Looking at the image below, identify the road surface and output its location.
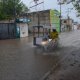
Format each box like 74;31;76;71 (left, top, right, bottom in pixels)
0;30;80;80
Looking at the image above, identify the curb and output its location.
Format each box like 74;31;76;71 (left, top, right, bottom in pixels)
40;48;75;80
40;62;59;80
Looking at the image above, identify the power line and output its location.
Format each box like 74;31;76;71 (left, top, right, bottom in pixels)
29;2;44;9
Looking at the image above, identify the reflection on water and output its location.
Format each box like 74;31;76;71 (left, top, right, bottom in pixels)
0;37;60;80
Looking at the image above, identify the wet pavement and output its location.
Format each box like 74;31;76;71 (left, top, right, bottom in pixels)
46;49;80;80
0;37;60;80
45;30;80;80
0;30;80;80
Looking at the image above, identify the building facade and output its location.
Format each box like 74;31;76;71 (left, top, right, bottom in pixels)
61;18;73;32
0;19;29;39
27;9;60;33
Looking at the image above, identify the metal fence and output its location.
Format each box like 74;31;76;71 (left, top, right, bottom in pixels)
0;23;16;39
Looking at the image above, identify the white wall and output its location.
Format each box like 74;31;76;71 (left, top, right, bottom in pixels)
20;23;28;37
73;25;78;30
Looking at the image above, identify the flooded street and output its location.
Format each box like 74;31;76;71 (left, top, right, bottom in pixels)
46;30;80;80
0;0;79;80
0;37;59;80
0;30;80;80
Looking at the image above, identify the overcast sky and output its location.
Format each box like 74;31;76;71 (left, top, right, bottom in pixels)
22;0;80;23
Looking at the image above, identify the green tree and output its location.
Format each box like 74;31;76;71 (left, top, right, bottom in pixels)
73;0;80;16
0;0;28;20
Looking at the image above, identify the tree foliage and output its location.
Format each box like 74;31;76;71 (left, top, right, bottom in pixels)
0;0;28;20
63;0;80;16
73;0;80;16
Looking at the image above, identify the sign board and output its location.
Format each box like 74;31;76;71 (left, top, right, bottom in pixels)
50;10;60;23
50;10;60;32
16;18;31;23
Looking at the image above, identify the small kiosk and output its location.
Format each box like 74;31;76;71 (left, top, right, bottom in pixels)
16;18;30;38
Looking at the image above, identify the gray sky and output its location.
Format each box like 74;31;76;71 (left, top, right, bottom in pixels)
22;0;80;23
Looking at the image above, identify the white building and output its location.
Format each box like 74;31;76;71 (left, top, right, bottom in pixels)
61;18;73;32
16;18;29;38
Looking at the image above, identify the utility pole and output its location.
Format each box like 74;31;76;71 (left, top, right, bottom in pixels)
14;0;17;37
2;0;5;15
57;0;64;32
14;0;16;22
29;0;44;37
60;2;62;32
67;8;70;31
34;0;40;37
34;0;40;26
